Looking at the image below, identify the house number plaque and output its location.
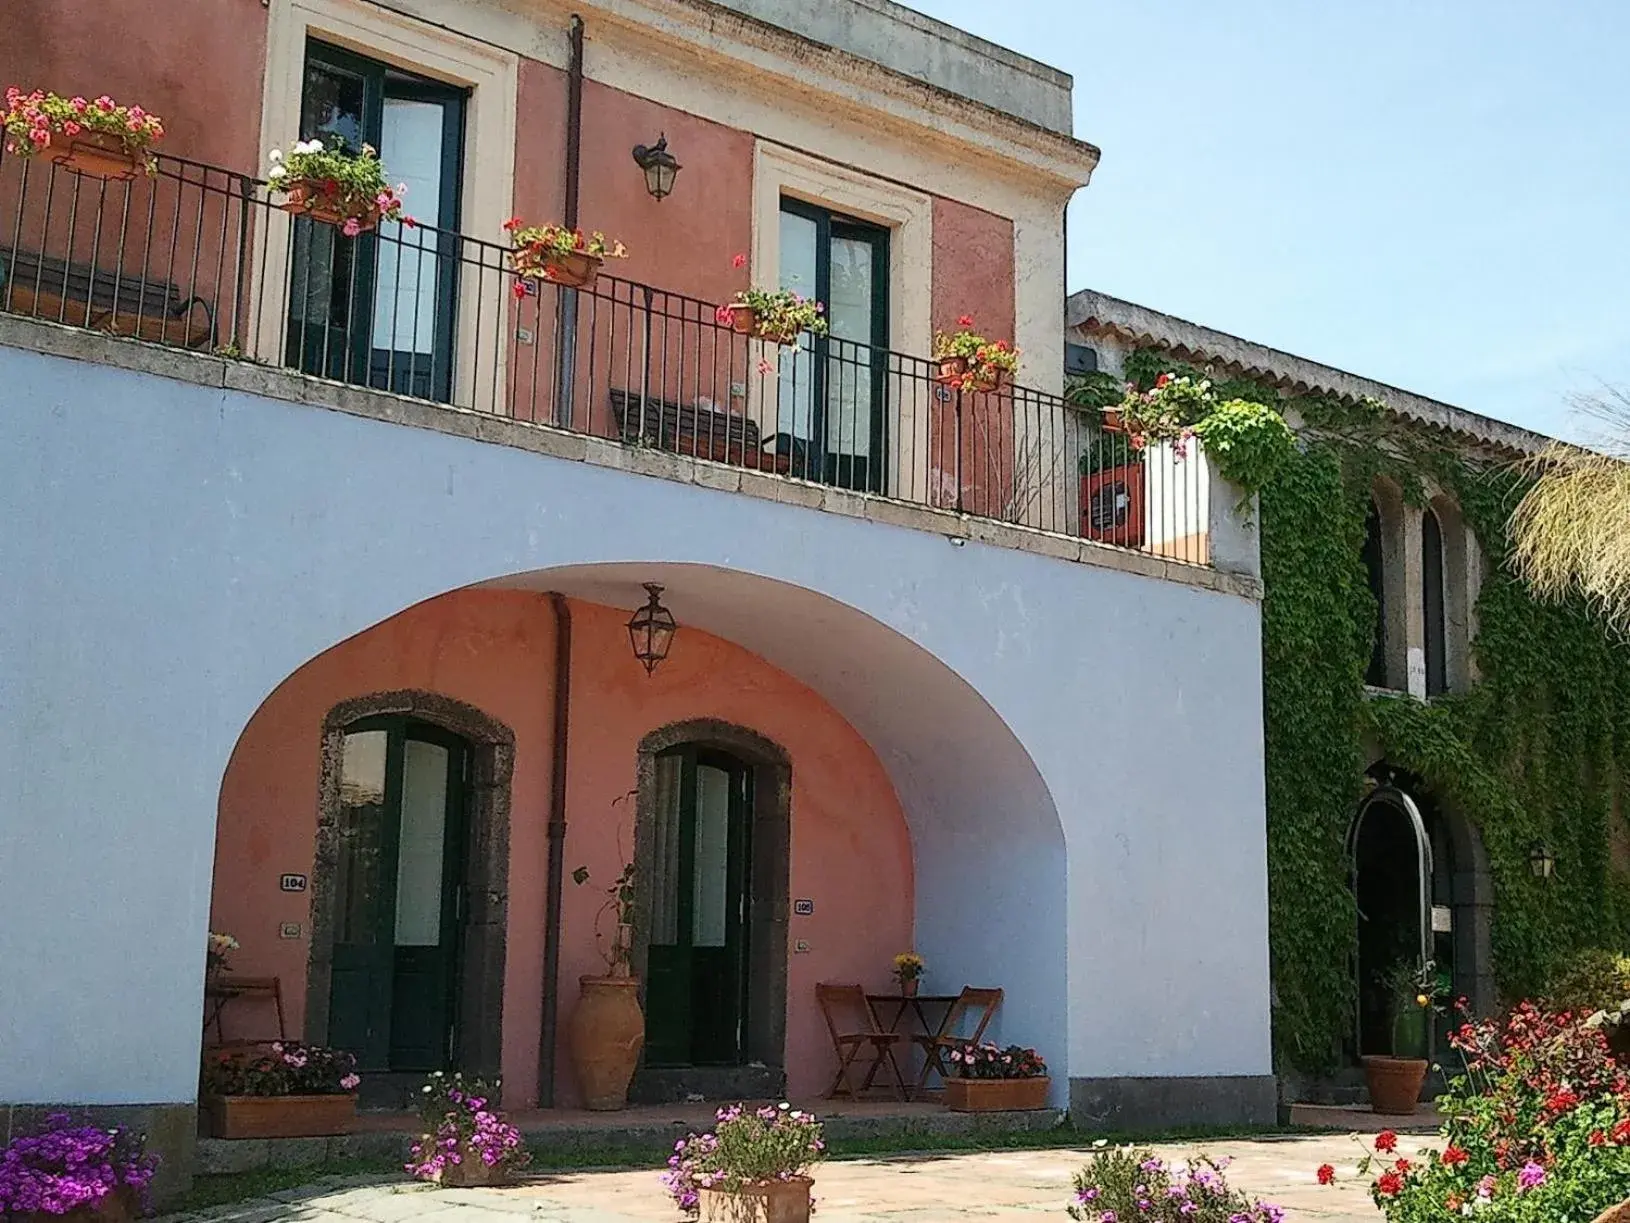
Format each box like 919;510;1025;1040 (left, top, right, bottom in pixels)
280;873;308;892
793;899;814;916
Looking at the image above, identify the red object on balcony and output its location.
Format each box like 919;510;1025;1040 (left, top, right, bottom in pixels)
1081;462;1145;548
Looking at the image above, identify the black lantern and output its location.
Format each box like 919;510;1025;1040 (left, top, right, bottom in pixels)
1529;841;1557;880
631;134;681;201
627;583;677;675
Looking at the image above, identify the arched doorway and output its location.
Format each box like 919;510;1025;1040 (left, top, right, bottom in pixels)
1349;782;1434;1058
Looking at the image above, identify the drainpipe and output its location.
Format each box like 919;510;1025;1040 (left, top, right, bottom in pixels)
538;592;573;1107
554;15;585;429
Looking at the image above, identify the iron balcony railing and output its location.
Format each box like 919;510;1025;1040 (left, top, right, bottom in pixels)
0;147;1210;564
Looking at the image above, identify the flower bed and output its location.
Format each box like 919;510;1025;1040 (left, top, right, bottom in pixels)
1068;1147;1283;1223
943;1042;1049;1112
663;1103;824;1220
0;1114;157;1220
406;1072;529;1187
1320;1002;1630;1220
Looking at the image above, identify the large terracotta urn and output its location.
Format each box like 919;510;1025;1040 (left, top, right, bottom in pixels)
570;975;644;1110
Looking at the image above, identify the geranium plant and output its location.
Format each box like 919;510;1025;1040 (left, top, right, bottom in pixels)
204;1041;361;1097
662;1103;825;1216
406;1071;529;1184
503;219;626;293
1068;1146;1285;1223
2;88;164;169
1320;1001;1630;1220
266;138;408;236
717;255;827;344
1110;372;1206;453
946;1042;1047;1080
933;314;1019;393
0;1114;158;1218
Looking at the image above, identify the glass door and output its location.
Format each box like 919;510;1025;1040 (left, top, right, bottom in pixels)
287;41;465;401
644;747;753;1067
328;717;468;1073
776;199;889;491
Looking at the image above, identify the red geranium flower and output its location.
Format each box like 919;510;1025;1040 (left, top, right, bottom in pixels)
1441;1146;1468;1166
1374;1130;1398;1153
1316;1164;1335;1185
1589;1130;1608;1148
1613;1119;1630;1144
1377;1171;1404;1197
957;314;974;327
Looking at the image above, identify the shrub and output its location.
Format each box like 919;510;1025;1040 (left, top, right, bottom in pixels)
663;1103;824;1214
1545;948;1630;1019
0;1114;157;1217
405;1071;529;1182
1067;1146;1284;1222
204;1041;360;1097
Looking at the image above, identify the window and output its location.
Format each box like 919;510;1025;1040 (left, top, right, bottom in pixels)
1363;501;1389;688
287;41;467;401
776;198;890;492
1422;507;1448;697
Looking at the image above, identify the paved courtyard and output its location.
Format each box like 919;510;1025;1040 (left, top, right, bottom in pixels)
166;1133;1427;1222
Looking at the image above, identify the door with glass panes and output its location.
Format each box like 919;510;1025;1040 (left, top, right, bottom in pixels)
329;717;468;1073
776;199;889;491
288;41;465;401
643;748;753;1067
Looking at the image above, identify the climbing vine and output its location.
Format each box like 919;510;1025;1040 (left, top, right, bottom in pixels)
1121;347;1630;1071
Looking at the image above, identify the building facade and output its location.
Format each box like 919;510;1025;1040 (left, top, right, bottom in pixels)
0;0;1274;1191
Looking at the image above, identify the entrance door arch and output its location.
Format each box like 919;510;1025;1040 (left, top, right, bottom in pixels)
1349;784;1433;1057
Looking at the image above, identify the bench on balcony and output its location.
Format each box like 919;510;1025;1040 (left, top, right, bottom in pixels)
610;388;792;473
0;249;215;348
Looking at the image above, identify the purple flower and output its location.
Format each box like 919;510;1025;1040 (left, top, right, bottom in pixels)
1518;1162;1546;1191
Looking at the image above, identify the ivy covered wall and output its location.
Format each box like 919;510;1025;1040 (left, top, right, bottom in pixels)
1114;348;1630;1072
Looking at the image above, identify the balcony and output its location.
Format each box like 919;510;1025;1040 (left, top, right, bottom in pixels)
0;148;1219;572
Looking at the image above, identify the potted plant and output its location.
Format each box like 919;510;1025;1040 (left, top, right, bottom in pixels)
663;1103;825;1223
2;88;164;180
568;853;643;1111
202;1041;361;1138
266;139;408;236
716;257;828;345
1363;958;1440;1116
1069;1147;1285;1223
1105;372;1204;452
943;1042;1050;1112
205;930;238;987
891;952;925;998
0;1113;158;1222
933;315;1019;393
504;218;627;292
406;1071;530;1188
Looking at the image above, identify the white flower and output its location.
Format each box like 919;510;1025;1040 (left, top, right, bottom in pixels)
268;149;281;162
267;165;286;180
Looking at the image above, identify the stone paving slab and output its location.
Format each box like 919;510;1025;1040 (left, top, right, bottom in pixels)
163;1134;1431;1223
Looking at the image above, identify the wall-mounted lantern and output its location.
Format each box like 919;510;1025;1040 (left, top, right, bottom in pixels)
631;134;681;201
627;583;677;675
1529;841;1557;880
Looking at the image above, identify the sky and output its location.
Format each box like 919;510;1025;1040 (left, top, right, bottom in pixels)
909;0;1630;443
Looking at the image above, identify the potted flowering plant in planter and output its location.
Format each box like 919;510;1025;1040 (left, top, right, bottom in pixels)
1362;958;1443;1116
504;219;626;291
943;1042;1050;1112
716;257;828;345
933;315;1019;393
891;952;925;998
1103;372;1204;449
406;1072;530;1188
202;1041;361;1138
205;931;238;985
266;139;408;236
1069;1147;1285;1222
663;1103;826;1223
2;88;164;180
568;840;643;1111
0;1114;157;1222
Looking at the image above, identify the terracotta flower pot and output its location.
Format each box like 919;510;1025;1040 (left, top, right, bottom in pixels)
204;1092;357;1138
542;249;602;289
1362;1056;1429;1116
699;1176;814;1223
279;179;380;232
434;1145;515;1188
900;979;918;998
943;1076;1051;1112
937;356;1002;393
725;305;798;346
47;130;146;181
1100;407;1125;432
570;975;644;1110
13;1186;138;1223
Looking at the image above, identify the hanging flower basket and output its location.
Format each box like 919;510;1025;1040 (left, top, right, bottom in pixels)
504;219;625;294
511;245;603;289
714;266;827;347
722;304;801;346
932;316;1018;393
279;179;380;232
699;1176;814;1223
936;355;1004;394
3;89;164;181
48;130;145;181
1100;406;1125;432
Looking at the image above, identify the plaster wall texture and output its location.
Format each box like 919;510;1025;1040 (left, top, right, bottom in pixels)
0;341;1268;1114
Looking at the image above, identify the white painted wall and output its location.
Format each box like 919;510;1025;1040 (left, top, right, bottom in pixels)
0;342;1269;1107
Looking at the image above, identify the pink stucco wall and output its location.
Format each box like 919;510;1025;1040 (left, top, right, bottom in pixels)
210;588;912;1106
930;196;1015;344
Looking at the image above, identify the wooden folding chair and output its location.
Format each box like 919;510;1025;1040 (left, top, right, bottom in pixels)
816;983;909;1101
913;986;1003;1093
